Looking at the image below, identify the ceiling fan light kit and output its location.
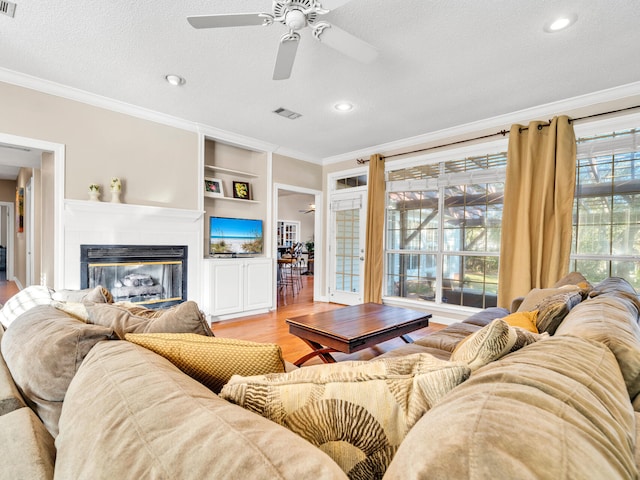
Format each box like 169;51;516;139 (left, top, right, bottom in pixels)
187;0;378;80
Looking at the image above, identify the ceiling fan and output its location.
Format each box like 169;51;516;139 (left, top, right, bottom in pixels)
299;204;316;214
187;0;378;80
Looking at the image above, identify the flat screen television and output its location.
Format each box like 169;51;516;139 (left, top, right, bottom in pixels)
209;216;263;255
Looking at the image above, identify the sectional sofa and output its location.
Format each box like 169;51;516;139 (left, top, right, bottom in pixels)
1;275;639;479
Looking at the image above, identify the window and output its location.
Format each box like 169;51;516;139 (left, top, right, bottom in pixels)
383;120;640;308
277;221;299;248
385;152;506;308
335;174;367;190
570;128;640;289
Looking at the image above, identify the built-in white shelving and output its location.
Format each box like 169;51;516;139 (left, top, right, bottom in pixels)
204;165;258;178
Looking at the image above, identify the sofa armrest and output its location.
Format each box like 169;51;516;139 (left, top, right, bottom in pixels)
510;296;525;312
0;328;27;416
0;407;55;480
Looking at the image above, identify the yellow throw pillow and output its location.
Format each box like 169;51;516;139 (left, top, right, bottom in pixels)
220;353;470;478
502;310;539;333
125;333;285;393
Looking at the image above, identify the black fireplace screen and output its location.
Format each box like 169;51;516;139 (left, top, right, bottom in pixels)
80;245;187;308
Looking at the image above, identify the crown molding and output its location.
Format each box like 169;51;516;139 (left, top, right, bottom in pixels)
0;67;199;133
272;146;322;164
322;81;640;165
195;123;278;154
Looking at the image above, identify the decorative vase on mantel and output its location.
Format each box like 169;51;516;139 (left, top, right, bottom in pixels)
110;177;122;203
88;184;101;202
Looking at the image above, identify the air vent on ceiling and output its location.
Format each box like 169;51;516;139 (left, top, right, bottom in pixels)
0;1;16;17
273;107;302;120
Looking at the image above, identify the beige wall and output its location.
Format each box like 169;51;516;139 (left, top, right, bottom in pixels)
0;180;17;203
278;193;315;246
0;81;199;209
273;153;322;190
0;180;17;249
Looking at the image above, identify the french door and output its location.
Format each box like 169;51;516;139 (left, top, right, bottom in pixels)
328;190;367;305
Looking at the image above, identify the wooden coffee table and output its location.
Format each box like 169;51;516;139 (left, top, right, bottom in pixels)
286;303;432;366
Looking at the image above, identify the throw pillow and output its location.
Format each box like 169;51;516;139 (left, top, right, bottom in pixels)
451;318;547;371
517;285;581;313
85;301;213;338
451;319;517;370
125;333;286;393
553;271;591;289
536;290;583;334
220;353;470;478
51;286;113;304
0;305;114;437
53;301;90;322
0;285;53;329
113;301;167;318
502;310;539;333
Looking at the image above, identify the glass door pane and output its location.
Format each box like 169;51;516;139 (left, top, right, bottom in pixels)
329;192;366;305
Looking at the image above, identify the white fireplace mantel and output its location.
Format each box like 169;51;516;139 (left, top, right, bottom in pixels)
62;199;204;304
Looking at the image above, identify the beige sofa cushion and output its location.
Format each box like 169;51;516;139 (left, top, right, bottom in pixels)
55;340;348;480
385;336;637;479
1;305;114;437
414;322;481;352
556;294;640;401
220;353;470;478
0;325;27;416
125;333;285;393
0;355;26;417
0;407;55;480
0;285;53;329
85;300;213;338
51;285;113;304
589;277;640;313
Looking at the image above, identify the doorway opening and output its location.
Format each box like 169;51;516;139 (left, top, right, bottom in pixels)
274;184;322;307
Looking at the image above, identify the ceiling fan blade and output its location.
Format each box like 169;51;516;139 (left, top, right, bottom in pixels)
273;33;300;80
315;23;378;63
187;13;266;29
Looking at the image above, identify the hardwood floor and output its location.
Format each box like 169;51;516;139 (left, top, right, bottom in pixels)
0;271;19;306
212;275;445;365
0;273;445;365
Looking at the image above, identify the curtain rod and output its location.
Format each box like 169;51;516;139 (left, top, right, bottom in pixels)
356;104;640;164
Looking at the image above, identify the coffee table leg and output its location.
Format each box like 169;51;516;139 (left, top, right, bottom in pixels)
294;339;338;367
400;334;413;343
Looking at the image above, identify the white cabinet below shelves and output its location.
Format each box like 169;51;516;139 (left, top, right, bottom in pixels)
203;257;273;321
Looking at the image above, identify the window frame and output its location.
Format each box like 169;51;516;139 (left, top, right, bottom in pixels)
382;139;508;310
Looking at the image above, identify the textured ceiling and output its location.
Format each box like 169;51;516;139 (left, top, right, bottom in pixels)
0;0;639;162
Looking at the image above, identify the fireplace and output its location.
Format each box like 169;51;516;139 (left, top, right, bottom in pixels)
80;245;187;309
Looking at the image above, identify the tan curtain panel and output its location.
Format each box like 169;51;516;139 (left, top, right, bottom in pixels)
364;154;385;303
498;116;576;308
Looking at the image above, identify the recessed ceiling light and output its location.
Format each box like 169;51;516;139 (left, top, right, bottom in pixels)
165;74;186;86
334;102;354;112
544;14;577;33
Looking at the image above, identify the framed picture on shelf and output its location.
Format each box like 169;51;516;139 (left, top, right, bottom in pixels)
204;177;224;198
232;181;251;200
